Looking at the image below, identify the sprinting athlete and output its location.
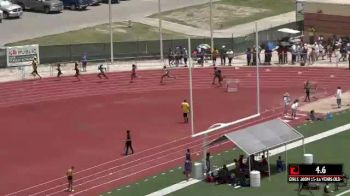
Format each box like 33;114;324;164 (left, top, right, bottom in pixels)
73;62;80;81
56;64;63;78
66;166;74;192
212;67;223;86
160;66;176;84
31;57;42;79
97;64;108;79
130;64;137;83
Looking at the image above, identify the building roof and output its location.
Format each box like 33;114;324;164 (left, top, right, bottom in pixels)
207;119;304;155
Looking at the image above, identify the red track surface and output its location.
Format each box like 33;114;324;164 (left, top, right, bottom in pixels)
1;67;349;196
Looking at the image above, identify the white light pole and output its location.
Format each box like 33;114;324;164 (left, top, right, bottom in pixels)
209;0;214;54
255;22;261;114
188;37;194;136
158;0;164;63
109;0;114;64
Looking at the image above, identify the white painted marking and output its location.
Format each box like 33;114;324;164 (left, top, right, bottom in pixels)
153;176;157;179
117;189;121;191
170;170;174;173
107;192;111;194
126;185;130;188
225;150;229;153
217;153;221;156
136;183;139;185
145;179;200;196
161;173;166;175
178;167;182;169
336;189;350;196
144;179;149;182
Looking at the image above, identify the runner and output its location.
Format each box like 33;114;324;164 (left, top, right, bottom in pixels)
160;66;176;84
56;63;62;79
212;67;223;86
97;64;108;79
124;130;134;155
31;57;42;79
130;64;137;83
66;166;74;192
304;80;311;102
73;62;80;81
181;99;190;123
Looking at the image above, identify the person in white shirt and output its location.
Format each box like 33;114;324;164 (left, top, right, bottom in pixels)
336;87;342;108
291;99;299;119
283;92;291;116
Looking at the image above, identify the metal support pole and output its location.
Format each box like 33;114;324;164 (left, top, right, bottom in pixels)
302;138;305;154
109;0;114;64
255;22;261;114
203;133;208;174
209;0;214;56
267;150;271;179
158;0;164;63
188;37;194;136
285;144;288;177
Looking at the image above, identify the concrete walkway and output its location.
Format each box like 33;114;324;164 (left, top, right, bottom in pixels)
136;11;296;38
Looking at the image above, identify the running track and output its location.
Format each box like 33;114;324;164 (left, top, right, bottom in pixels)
1;66;349;196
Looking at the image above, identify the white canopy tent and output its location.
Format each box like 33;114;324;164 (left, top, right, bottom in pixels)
207;118;305;177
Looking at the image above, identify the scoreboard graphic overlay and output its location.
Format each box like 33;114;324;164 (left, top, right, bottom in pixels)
288;164;344;183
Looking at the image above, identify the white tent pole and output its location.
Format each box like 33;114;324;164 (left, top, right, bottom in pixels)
209;0;214;57
255;22;261;114
267;150;271;179
188;37;194;136
285;144;288;177
248;156;251;172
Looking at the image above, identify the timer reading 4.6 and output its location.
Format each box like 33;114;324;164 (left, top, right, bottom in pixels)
315;166;326;174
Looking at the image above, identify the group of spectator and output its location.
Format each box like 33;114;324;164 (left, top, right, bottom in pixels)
167;46;189;67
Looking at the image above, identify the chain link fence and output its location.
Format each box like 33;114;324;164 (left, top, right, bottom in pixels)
0;22;300;68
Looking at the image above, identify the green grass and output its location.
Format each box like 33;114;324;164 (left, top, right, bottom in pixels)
6;22;190;46
103;110;350;196
150;0;295;30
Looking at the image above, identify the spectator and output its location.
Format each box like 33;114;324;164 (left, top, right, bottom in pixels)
304;80;311;102
217;164;231;184
246;48;252;66
183;48;188;67
185;149;191;161
276;156;285;173
307;110;323;121
184;159;192;181
220;45;227;66
226;49;234;66
283;92;291;116
212;48;219;66
81;53;87;72
205;152;211;175
308;26;316;44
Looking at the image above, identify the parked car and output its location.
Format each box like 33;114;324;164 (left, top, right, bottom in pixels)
89;0;101;5
60;0;88;9
12;0;63;14
0;10;3;22
0;0;23;18
101;0;119;4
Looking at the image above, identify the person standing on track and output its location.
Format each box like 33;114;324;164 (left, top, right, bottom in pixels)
56;64;62;79
73;62;80;81
181;100;190;123
304;80;311;102
283;92;290;116
130;64;137;83
31;56;42;79
160;66;176;84
291;99;299;119
66;166;74;192
336;86;342;108
124;130;134;155
97;64;108;79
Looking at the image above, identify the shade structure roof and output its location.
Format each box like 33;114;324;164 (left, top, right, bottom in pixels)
207;119;304;155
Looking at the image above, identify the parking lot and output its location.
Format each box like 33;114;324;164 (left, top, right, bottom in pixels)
0;0;208;46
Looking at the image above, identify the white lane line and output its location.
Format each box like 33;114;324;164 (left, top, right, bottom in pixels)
336;189;350;196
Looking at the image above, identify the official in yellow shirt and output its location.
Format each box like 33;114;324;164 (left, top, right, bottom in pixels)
181;100;190;123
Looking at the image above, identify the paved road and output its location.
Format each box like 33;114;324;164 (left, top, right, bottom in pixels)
0;0;209;46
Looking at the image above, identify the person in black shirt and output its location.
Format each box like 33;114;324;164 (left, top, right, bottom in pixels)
56;64;62;79
124;130;134;155
97;64;108;79
73;62;80;81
